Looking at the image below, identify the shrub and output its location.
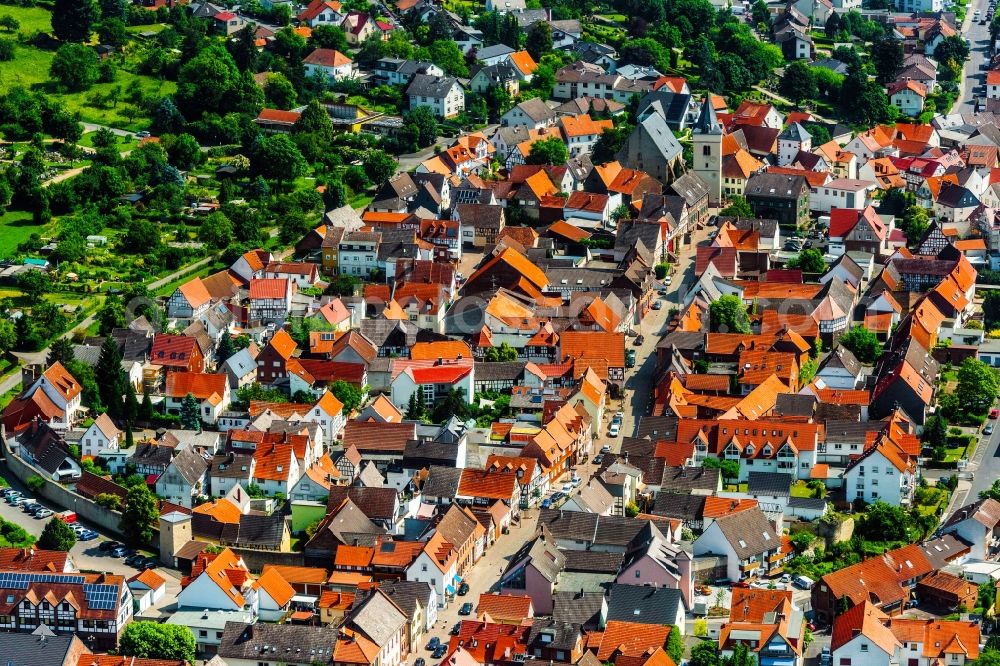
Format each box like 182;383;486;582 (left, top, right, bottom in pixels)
26;475;45;492
0;39;14;61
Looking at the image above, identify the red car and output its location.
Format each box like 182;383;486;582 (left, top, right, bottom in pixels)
991;409;999;419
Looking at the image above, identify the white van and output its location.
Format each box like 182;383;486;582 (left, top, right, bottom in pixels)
794;575;815;590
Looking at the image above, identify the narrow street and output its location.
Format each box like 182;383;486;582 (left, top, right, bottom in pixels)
956;0;993;110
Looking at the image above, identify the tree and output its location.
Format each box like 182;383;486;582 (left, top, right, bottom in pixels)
312;24;349;51
709;295;750;334
52;0;99;42
691;641;720;666
405;392;427;421
839;325;883;364
431;388;471;423
140;385;153;420
96;336;126;417
97;293;126;336
0;15;20;31
331;380;364;413
666;626;684;664
176;44;242;119
18;270;50;300
366;149;397;187
47;337;75;367
198;211;235;249
922;414;948;449
525;136;569;165
780;61;818;106
485;342;518;362
788;248;826;273
722;642;757;666
985;290;1000;330
900;205;928;244
427;39;468;76
858;500;911;541
98;17;128;47
49;43;99;91
525;21;553;60
123;382;138;427
120;622;196;663
216;334;235;365
95;492;123;510
151;97;186;135
264;72;298;110
38;517;77;551
871;36;904;85
719;196;753;218
401;105;438;149
180;393;201;431
250;134;306;186
956;357;1000;415
99;0;128;21
120;483;158;546
934;35;970;68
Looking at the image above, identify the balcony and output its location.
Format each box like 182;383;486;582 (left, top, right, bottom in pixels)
740;560;760;572
768;551;786;563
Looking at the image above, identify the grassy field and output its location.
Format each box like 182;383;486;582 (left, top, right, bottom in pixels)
0;42;54;91
0;210;44;259
0;3;57;34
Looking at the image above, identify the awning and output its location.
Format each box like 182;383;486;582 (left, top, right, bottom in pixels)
454;576;462;583
446;585;456;594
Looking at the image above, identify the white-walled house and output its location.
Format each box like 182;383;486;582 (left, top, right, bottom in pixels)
156;446;209;508
843;438;916;506
810;178;877;213
390;363;474;410
887;79;928;117
941;498;1000;560
692;508;783;582
80;413;122;458
255;567;296;622
406;74;465;119
407;532;459;608
303;48;356;82
177;548;258;614
309;389;346;444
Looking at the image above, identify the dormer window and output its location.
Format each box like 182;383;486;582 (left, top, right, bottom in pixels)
762;445;772;456
746;444;755;456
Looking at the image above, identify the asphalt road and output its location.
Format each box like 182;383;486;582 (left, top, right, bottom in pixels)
952;418;1000;507
957;0;993;111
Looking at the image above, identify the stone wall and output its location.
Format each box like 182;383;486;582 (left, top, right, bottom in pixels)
2;432;148;543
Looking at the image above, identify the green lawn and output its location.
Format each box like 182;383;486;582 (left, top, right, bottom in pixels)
791;481;815;498
0;42;54;91
52;72;176;131
126;22;168;34
0;210;44;259
0;3;57;34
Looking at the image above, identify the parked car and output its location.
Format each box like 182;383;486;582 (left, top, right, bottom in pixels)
562;482;573;492
110;546;128;557
652;301;662;310
541;498;552;509
415;659;426;666
450;623;462;635
551;492;567;503
428;638;441;651
34;508;53;519
986;425;994;436
433;646;448;659
593;454;604;465
459;603;473;616
99;541;121;553
78;530;97;541
600;445;611;453
990;409;999;419
458;582;470;596
820;647;831;666
633;335;645;346
125;554;145;567
608;422;621;437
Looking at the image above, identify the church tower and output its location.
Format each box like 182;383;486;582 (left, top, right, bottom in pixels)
692;96;724;206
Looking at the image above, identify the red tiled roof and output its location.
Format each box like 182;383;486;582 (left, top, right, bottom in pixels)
249;278;289;299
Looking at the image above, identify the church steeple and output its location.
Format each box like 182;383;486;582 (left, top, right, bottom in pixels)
693;96;723;136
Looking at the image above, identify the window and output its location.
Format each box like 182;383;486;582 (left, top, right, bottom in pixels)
861;645;869;653
635;570;641;578
200;630;208;637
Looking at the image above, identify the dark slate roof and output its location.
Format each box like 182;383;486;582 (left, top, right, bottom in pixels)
4;628;81;666
552;590;605;628
669;172;710;206
422;465;463;498
505;532;565;583
327;487;398;521
774;393;817;417
527;618;583;652
635;416;679;440
475;361;526;382
169;446;209;485
712;508;781;559
405;73;461;98
659;465;720;493
745;172;808;200
192;513;286;548
746;471;793;497
218;621;337;664
606;584;684;625
562;550;624;574
636;90;691;126
787;497;826;511
402;439;462;469
130;442;173;469
456;203;504;229
373;580;434;620
821;345;863;376
537;509;654;548
651;493;706;521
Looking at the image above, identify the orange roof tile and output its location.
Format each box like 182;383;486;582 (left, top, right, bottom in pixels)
476;593;533;622
255;566;295;606
192;498;242;524
410;340;473;361
509;50;538;75
597;621;672;661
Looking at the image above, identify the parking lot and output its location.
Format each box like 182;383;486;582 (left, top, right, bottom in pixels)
0;463;182;618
